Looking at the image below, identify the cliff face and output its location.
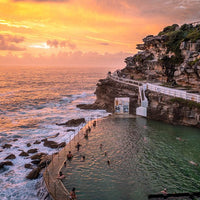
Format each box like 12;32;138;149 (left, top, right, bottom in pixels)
94;78;139;113
80;23;200;128
92;77;200;128
124;23;200;92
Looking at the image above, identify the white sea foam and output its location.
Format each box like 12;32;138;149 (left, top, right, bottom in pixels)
0;92;109;200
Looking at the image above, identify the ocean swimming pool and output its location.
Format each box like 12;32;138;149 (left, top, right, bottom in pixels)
62;116;200;200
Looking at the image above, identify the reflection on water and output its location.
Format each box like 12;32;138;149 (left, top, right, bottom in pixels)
62;116;200;200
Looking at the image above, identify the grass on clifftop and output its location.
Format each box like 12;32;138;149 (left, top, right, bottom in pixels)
159;23;200;61
170;97;200;109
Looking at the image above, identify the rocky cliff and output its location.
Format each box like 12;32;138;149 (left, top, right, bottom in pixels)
78;23;200;128
124;23;200;92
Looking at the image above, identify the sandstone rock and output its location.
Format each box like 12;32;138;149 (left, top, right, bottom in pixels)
5;154;16;160
24;164;33;169
19;151;29;157
31;153;47;160
27;143;31;147
58;142;66;148
56;118;86;127
77;104;100;110
43;140;59;149
31;160;41;165
27;149;38;154
39;155;51;168
33;140;41;144
2;144;12;149
67;129;75;132
26;167;41;179
0;161;13;169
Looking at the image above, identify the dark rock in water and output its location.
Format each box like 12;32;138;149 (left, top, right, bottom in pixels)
31;153;47;160
33;140;41;144
77;103;100;110
26;167;41;179
0;161;13;169
13;139;18;142
67;129;75;132
27;148;38;154
31;159;41;165
0;162;4;169
5;154;16;160
4;161;13;166
58;142;66;148
47;133;60;139
41;138;47;142
43;140;59;149
19;151;29;157
2;144;12;149
39;155;51;168
27;143;31;147
24;164;33;169
56;118;86;127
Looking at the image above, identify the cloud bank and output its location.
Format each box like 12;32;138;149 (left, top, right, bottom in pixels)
46;39;76;49
0;34;25;51
0;51;131;68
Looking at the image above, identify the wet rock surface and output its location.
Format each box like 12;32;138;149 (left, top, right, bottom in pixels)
27;148;38;154
19;151;29;157
26;167;41;179
2;144;12;149
56;118;86;127
5;154;16;160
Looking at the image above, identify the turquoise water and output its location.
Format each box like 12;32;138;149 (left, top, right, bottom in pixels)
62;116;200;200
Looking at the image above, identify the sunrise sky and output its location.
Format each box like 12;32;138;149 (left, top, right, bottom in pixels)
0;0;200;67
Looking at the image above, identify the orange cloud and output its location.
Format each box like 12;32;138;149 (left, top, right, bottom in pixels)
46;39;76;49
0;34;25;51
0;0;200;66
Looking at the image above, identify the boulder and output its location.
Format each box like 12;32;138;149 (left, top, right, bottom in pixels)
67;129;75;132
27;143;31;147
0;161;13;169
27;149;38;154
58;142;66;148
5;154;16;160
56;118;86;127
2;144;12;149
39;155;51;168
76;104;100;110
47;133;59;139
13;139;18;142
19;151;29;157
31;153;47;160
26;167;41;179
31;160;41;165
24;164;33;169
33;140;41;144
43;140;59;149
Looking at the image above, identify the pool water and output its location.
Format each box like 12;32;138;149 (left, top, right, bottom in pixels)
62;116;200;200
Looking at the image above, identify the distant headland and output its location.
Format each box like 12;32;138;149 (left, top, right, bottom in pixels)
78;22;200;128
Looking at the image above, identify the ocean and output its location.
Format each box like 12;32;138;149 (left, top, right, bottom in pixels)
0;66;113;200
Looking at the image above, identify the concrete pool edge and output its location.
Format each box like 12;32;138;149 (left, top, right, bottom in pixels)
43;114;137;200
42;117;106;200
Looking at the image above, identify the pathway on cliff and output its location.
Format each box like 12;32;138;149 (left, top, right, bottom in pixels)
108;73;200;103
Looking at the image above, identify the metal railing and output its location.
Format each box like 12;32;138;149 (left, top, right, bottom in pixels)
147;83;200;103
43;118;99;200
108;74;200;103
108;74;142;87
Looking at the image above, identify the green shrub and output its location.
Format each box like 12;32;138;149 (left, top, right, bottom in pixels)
170;97;200;109
188;58;200;67
158;24;179;36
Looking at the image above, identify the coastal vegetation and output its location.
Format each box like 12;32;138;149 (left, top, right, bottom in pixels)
170;97;200;109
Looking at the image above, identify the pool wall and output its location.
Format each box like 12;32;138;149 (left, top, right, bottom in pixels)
43;119;99;200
